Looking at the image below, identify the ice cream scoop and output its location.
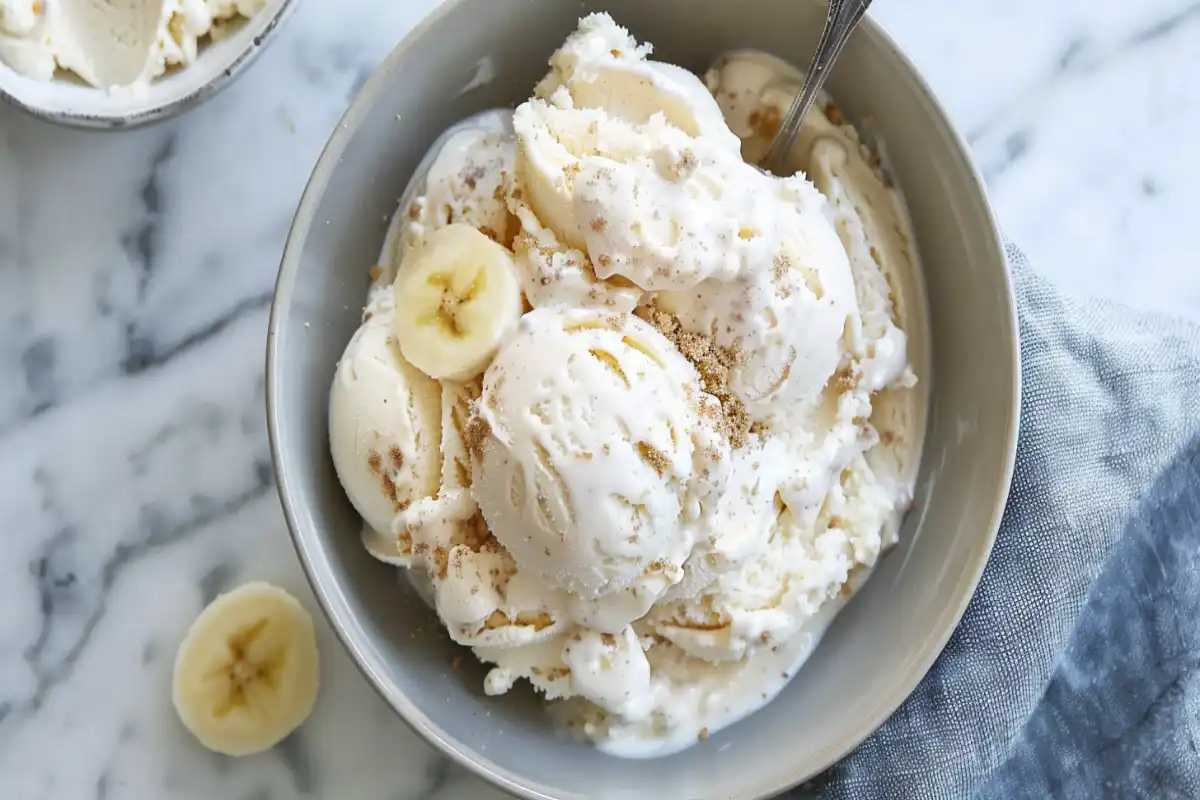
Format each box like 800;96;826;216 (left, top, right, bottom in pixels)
472;307;727;631
328;290;443;550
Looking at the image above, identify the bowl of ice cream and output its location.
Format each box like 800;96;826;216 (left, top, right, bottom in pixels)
268;1;1019;798
0;0;296;128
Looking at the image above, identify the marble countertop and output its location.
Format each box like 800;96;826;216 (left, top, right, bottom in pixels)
1;1;1198;798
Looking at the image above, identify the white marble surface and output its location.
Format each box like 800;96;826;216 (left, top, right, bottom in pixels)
1;1;1198;798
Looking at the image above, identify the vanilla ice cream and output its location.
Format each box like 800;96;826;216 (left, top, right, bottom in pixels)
473;306;728;632
328;288;442;565
0;0;264;89
329;13;927;758
403;122;519;255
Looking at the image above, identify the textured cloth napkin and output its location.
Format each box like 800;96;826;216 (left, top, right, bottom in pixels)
792;246;1200;799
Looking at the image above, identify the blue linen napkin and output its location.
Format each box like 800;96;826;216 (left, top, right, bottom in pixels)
791;246;1200;798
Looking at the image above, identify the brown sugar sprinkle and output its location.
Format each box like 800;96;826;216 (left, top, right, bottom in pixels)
636;441;670;477
368;265;383;282
824;102;845;126
464;413;492;463
590;216;607;233
389;446;404;469
636;304;752;448
367;451;383;475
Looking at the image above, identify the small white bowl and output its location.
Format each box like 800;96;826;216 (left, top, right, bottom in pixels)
0;0;297;129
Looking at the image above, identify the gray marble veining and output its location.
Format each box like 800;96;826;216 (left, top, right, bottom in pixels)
0;0;1198;797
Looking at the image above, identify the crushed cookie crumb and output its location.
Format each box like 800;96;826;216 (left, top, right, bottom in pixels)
824;102;845;126
666;149;699;180
462;165;486;191
590;216;607;233
368;265;383;281
833;365;858;393
749;105;783;140
367;451;382;474
464;413;492;462
636;441;670;477
636;304;752;447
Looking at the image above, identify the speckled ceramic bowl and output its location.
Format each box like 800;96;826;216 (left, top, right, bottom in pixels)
268;1;1020;797
0;0;296;129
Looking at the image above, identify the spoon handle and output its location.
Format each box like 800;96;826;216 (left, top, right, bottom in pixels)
762;0;872;175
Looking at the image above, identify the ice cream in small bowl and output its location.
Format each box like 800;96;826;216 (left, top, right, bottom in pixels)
0;0;296;128
268;1;1019;797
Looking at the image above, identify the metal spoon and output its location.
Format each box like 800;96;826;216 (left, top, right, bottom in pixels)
761;0;872;175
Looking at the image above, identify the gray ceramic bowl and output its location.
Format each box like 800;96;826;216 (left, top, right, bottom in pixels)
267;1;1020;797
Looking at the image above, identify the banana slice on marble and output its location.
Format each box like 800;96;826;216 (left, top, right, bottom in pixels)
392;223;523;381
172;582;320;757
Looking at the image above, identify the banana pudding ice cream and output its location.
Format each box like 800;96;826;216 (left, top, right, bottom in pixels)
329;13;926;758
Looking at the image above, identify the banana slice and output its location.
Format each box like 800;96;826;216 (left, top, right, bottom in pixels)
173;582;320;757
392;223;523;381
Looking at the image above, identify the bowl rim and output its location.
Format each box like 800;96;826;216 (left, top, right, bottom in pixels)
0;0;298;130
266;3;1021;797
